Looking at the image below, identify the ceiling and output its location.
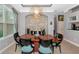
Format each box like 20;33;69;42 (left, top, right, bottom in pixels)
11;4;77;13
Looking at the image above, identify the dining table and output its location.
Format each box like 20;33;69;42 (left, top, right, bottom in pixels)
20;34;59;53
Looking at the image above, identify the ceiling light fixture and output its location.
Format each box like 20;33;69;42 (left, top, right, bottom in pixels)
31;7;42;19
21;4;52;7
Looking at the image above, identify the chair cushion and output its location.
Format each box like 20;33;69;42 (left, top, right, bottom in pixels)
21;45;33;53
52;42;59;46
39;45;52;54
52;42;57;46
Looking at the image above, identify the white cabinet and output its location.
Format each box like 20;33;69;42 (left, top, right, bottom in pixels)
64;6;79;46
67;10;79;30
68;11;79;23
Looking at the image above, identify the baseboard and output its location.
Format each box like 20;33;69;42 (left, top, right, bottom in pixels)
64;38;79;47
0;42;15;54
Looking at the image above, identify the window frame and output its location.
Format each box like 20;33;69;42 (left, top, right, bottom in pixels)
0;5;18;39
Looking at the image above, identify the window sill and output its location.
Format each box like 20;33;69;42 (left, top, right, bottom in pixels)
0;34;13;40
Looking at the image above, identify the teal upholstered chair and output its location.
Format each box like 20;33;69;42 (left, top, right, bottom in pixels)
39;39;53;54
20;38;33;54
52;33;63;53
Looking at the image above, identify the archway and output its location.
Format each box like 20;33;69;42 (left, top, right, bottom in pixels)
25;14;48;35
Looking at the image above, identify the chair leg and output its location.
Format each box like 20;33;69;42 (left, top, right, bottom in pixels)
52;46;54;54
59;45;61;53
15;44;17;52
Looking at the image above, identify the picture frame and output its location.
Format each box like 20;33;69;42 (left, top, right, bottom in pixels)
58;15;64;21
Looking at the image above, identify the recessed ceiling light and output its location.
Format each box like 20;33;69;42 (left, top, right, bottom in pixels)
21;4;52;7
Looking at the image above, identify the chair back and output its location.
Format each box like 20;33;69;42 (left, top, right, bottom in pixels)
55;33;63;46
14;32;20;44
31;31;34;35
20;38;32;46
27;28;30;34
34;31;37;35
40;39;52;47
42;29;46;35
39;31;42;35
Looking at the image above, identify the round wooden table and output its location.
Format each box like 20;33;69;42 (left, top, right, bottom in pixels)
20;34;34;39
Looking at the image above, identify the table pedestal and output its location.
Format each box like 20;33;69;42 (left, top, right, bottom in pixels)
32;38;39;53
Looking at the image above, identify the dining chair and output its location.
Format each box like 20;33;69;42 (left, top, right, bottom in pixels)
27;28;30;34
34;31;37;35
38;39;53;54
42;29;46;35
31;31;34;35
39;31;42;35
14;32;22;52
20;38;33;54
52;33;63;53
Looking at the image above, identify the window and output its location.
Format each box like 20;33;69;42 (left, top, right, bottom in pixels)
0;5;3;38
0;5;17;38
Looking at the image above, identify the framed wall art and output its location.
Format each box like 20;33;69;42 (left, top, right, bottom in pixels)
58;15;64;21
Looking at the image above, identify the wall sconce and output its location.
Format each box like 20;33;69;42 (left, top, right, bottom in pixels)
50;21;52;25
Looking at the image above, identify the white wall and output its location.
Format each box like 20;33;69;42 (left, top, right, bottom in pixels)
57;21;64;34
0;34;15;53
18;12;29;35
18;12;55;36
56;12;64;34
44;12;54;36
